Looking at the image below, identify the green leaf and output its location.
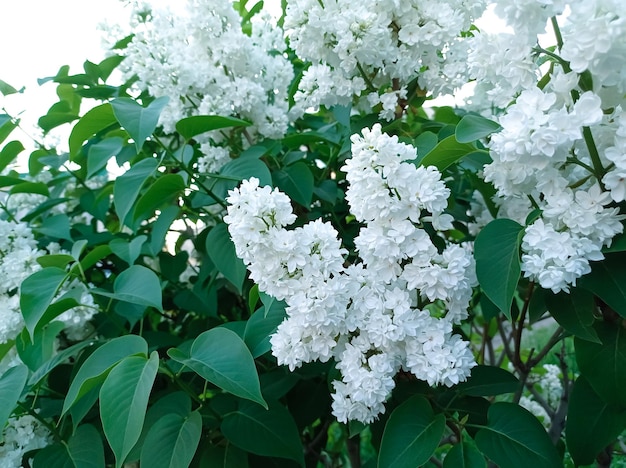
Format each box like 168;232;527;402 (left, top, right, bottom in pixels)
175;115;252;140
378;395;446;468
147;205;181;256
32;444;75;468
221;400;304;466
455;115;501;143
109;235;147;265
414;131;439;157
132;173;185;226
80;245;112;271
140;411;202;468
579;252;626;318
243;300;287;358
92;265;163;311
62;335;148;415
272;162;314;207
566;376;626;466
0;79;20;96
205;223;247;294
0;140;24;173
545;289;600;343
0;365;28;442
211;157;272;200
200;443;249;468
167;328;266;408
420;135;481;171
29;340;94;386
100;352;159;468
16;321;65;371
20;267;67;338
113;158;158;227
475;219;524;319
111;97;169;152
443;440;486;468
68;424;106;468
69;103;117;158
0;114;17;146
87;137;124;178
575;321;626;407
475;402;561;468
36;214;73;241
456;365;520;397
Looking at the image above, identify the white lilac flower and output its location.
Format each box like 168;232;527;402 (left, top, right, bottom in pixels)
0;414;52;468
121;0;293;171
226;125;476;423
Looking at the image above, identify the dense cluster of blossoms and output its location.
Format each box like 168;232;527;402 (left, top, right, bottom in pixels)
226;125;476;423
121;0;294;172
465;1;626;293
284;0;487;119
0;219;96;344
0;414;51;468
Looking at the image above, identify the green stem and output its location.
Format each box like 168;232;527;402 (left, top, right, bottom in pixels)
582;126;606;185
551;16;564;51
356;62;377;92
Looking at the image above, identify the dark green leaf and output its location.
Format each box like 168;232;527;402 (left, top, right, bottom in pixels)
168;328;266;408
420;135;480;171
475;219;524;318
221;400;304;466
109;235;147;265
111;96;169;152
175;115;251;140
29;340;94;386
575;321;626;407
32;444;74;468
140;411;202;468
100;352;159;468
62;335;148;415
443;440;486;468
92;265;163;311
36;214;73;241
20;267;67;338
0;140;24;173
206;223;247;294
475;402;561;468
545;289;600;343
566;376;626;466
244;300;287;358
378;395;446;468
455;115;501;143
69;103;117;158
132;174;185;225
579;252;626;318
87;137;124;178
456;365;520;397
0;365;28;442
113;158;158;227
272;162;314;207
68;424;106;468
16;321;65;371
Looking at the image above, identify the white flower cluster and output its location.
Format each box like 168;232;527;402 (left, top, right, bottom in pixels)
0;414;51;468
468;1;626;293
226;125;476;423
122;0;294;172
0;220;96;344
284;0;486;118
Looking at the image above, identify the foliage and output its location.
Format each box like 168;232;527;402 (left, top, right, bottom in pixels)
1;0;626;467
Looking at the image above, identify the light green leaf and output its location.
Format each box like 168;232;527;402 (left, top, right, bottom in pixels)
87;137;124;178
0;140;24;174
16;321;65;371
0;365;28;442
92;265;163;311
474;219;524;319
36;214;73;241
575;321;626;407
175;115;251;140
378;395;446;468
566;376;626;466
243;300;287;358
475;402;561;468
221;400;304;466
0;114;17;146
20;267;68;338
167;328;266;408
62;335;148;415
69;103;117;158
100;352;159;468
111;96;169;152
140;411;202;468
113;158;158;227
455;114;501;143
68;424;106;468
420;135;481;171
205;223;247;294
272;162;314;207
